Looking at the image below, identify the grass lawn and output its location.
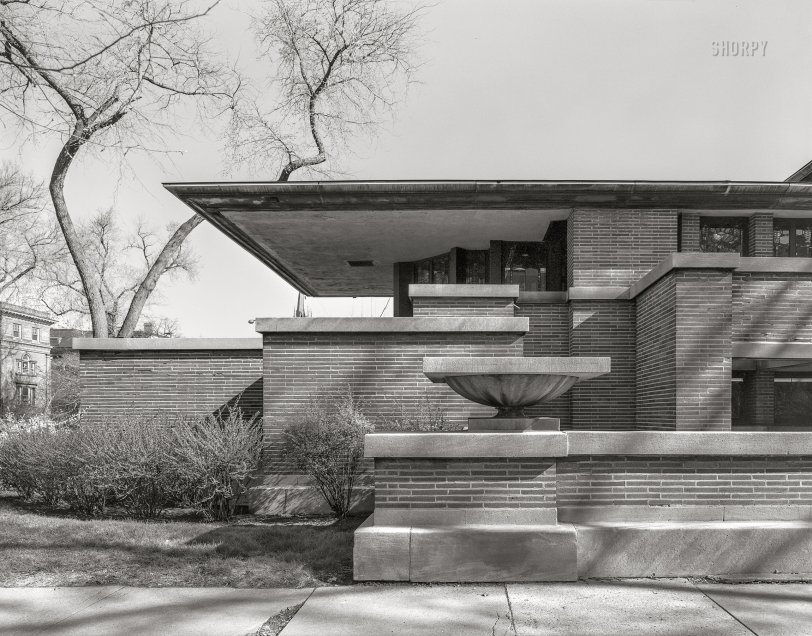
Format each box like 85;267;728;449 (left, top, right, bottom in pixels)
0;494;363;588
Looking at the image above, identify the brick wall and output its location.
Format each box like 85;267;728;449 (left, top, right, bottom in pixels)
79;349;263;421
569;209;678;286
748;213;774;257
411;297;515;317
636;274;676;429
733;272;812;342
678;213;700;252
676;270;733;430
558;455;812;507
262;332;523;470
569;300;636;430
514;301;571;425
375;458;556;509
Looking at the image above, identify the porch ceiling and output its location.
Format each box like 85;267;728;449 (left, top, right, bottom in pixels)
163;180;812;296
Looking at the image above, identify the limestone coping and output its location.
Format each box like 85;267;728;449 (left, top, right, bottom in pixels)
567;287;631;301
408;284;520;299
516;291;568;304
629;253;812;299
365;432;569;458
366;430;812;458
566;431;812;456
71;337;262;351
255;316;529;333
733;341;812;360
423;356;611;382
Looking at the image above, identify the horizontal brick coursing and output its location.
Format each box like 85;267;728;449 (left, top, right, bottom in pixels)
570;209;678;287
375;458;556;509
558;456;812;507
79;350;263;422
515;302;570;425
263;332;523;472
412;297;515;317
569;300;636;430
636;273;676;429
675;270;732;430
733;272;812;342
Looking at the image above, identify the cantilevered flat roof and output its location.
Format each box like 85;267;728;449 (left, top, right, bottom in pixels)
164;180;812;296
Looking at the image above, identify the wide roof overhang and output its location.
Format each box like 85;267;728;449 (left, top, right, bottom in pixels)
164;180;812;297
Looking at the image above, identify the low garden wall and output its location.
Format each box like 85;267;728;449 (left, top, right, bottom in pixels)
73;338;263;422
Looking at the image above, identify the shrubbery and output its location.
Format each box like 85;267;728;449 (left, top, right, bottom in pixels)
283;389;374;519
0;410;262;521
377;393;453;432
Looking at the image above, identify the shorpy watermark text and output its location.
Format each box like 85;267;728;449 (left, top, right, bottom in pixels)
712;41;768;57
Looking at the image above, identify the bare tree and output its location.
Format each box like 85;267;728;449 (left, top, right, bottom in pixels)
39;208;196;336
0;0;239;337
0;162;61;302
228;0;424;180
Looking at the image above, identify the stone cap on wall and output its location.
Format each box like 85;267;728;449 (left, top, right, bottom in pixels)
366;430;812;458
255;316;529;333
423;356;611;382
629;253;812;299
408;284;520;299
71;338;262;351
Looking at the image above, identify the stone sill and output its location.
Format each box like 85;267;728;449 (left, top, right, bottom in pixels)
72;337;262;351
365;432;568;458
255;316;529;334
408;284;520;299
366;430;812;458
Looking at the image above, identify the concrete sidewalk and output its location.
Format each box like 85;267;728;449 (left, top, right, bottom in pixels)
1;580;809;635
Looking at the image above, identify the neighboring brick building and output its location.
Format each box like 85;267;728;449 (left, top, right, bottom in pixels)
0;302;55;412
73;179;812;515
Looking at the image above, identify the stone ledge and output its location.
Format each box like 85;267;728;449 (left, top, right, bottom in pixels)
733;341;812;360
423;356;611;381
566;431;812;456
71;337;262;351
558;504;812;523
629;253;740;299
567;286;630;301
408;284;520;298
374;507;558;526
365;432;568;458
255;316;529;333
516;291;568;304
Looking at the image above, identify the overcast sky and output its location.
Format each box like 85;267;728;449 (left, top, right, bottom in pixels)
6;0;812;337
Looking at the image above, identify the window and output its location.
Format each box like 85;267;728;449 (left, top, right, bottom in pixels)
774;219;812;257
15;385;35;405
16;355;35;374
502;242;545;291
413;252;449;284
12;323;21;338
31;327;40;342
460;250;488;284
700;217;748;255
775;377;812;429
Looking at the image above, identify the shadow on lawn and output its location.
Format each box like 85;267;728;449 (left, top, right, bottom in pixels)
187;517;365;585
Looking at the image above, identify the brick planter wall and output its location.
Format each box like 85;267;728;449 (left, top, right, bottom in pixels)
374;458;556;510
557;455;812;508
78;349;262;422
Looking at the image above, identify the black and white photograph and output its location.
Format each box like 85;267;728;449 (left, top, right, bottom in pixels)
0;0;811;634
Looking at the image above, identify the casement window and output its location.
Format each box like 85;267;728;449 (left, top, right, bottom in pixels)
413;252;449;284
700;217;748;255
774;377;812;429
31;326;40;342
15;385;35;405
502;241;546;292
774;219;812;257
16;355;35;374
12;323;21;338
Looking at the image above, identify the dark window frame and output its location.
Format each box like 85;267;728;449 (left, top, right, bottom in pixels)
774;218;812;257
700;216;749;255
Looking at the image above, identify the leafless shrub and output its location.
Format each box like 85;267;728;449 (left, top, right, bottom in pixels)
283;388;374;519
377;393;453;431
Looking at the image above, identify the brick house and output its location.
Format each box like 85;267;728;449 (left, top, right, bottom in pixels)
0;302;55;412
71;174;812;579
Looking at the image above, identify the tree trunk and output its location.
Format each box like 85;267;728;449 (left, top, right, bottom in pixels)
117;214;204;337
49;132;110;337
